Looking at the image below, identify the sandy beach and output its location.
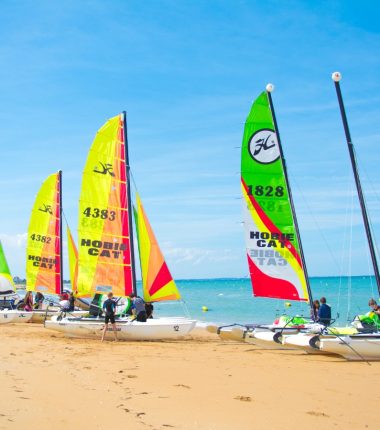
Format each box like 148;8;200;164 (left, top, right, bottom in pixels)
0;324;379;430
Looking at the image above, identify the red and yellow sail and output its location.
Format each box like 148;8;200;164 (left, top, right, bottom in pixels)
66;225;78;293
241;92;309;302
76;114;134;297
26;172;61;294
134;194;180;302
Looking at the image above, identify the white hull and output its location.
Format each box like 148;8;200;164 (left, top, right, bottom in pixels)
0;310;33;324
31;309;87;323
218;326;247;341
45;316;196;341
281;333;326;354
319;335;380;361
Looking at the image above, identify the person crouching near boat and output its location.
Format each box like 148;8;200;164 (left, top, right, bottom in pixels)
130;293;147;322
101;292;118;342
368;298;380;316
24;291;34;312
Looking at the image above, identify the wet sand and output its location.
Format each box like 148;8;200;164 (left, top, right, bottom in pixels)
0;324;379;430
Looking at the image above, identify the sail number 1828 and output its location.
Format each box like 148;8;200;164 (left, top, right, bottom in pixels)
248;185;284;197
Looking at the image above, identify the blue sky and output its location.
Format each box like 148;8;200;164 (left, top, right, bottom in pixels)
0;0;379;279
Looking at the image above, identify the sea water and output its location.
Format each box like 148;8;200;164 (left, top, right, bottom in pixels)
154;276;380;326
17;276;379;326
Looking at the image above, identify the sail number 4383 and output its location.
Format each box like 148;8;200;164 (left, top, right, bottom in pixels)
248;185;284;197
83;207;116;221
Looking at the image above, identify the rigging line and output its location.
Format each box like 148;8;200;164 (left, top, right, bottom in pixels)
337;180;354;314
354;148;380;203
291;177;340;269
346;191;354;324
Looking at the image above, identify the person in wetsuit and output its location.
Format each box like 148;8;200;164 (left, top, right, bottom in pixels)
101;292;118;342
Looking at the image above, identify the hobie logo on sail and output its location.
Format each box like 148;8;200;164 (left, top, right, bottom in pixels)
39;204;53;215
248;129;280;164
93;162;115;177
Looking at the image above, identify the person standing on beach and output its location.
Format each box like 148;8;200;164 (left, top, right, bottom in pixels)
130;293;147;322
101;292;118;342
317;297;331;326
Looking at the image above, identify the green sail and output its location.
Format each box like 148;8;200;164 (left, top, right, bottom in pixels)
241;91;309;301
0;241;15;293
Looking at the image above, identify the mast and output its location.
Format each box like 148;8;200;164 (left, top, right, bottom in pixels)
58;170;63;295
123;111;137;295
266;84;314;308
332;72;380;294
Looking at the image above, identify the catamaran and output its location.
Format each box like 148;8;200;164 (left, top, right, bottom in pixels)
45;113;195;340
217;84;322;347
0;241;33;323
25;171;87;323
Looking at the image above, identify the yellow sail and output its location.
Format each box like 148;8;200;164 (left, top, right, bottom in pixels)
77;114;134;297
66;225;78;293
26;172;62;294
134;193;180;302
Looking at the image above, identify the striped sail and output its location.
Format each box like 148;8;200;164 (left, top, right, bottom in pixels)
241;91;309;301
26;172;61;294
0;241;15;293
134;194;180;302
66;225;78;293
76;114;134;297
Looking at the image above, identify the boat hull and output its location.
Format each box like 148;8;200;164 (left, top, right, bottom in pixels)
45;316;196;341
31;309;87;323
319;335;380;361
0;310;33;324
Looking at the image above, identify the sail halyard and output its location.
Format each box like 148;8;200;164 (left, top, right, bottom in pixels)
266;90;313;308
241;88;311;304
332;73;380;295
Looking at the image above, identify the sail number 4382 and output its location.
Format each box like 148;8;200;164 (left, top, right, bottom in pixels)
83;207;116;221
30;234;51;243
248;185;284;197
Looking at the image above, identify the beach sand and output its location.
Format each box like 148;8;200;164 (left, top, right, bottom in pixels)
0;324;379;430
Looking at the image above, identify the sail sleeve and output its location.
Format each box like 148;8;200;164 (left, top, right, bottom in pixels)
26;172;61;294
241;92;309;302
66;225;78;293
76;115;134;297
134;193;180;302
0;241;15;293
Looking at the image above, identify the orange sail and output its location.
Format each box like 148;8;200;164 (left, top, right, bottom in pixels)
134;194;180;302
66;225;78;293
76;114;135;297
26;172;62;294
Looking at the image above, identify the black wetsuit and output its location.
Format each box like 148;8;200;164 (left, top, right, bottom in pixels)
103;299;116;324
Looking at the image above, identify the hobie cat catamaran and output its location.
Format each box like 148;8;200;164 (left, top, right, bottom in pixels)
0;241;32;324
45;113;195;340
217;84;320;345
25;171;86;323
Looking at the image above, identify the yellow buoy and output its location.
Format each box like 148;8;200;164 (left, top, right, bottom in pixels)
202;306;208;312
285;302;292;308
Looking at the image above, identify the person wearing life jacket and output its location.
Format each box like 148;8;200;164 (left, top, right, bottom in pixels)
130;293;147;322
317;297;331;326
368;298;380;316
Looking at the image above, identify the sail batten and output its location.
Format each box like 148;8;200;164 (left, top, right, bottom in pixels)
241;91;309;302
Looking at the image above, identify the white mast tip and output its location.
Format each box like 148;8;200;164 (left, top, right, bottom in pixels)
332;72;342;82
266;83;275;93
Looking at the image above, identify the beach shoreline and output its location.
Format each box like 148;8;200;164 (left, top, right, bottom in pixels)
1;324;379;430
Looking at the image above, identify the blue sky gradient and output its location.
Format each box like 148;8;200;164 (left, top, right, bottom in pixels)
0;0;379;279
